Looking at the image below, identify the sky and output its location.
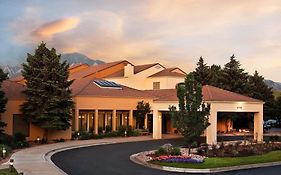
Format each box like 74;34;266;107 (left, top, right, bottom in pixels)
0;0;281;81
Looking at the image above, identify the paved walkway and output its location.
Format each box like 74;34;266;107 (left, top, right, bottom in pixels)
1;135;181;175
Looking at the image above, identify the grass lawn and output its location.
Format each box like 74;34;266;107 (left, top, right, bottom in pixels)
151;150;281;169
0;169;18;175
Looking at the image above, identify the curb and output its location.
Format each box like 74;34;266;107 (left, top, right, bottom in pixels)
130;152;281;173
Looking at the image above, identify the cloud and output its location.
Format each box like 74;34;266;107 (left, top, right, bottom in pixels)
32;17;80;38
6;1;281;81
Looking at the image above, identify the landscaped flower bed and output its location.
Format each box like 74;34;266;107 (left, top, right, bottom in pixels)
146;144;205;164
152;154;205;163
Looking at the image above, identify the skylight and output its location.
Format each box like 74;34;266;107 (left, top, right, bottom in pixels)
94;80;122;89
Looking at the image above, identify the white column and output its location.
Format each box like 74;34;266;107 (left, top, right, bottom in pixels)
112;110;116;131
75;108;79;131
144;114;148;129
153;110;162;139
86;113;90;132
94;110;98;134
206;106;217;144
254;111;263;142
129;110;133;127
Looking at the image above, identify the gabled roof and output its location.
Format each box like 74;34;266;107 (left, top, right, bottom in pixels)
202;85;262;102
144;85;263;103
1;80;26;99
69;60;129;79
148;67;186;78
106;63;164;78
71;77;153;99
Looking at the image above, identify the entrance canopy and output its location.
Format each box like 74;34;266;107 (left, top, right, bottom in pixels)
146;85;264;144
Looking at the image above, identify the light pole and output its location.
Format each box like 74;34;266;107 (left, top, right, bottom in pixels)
9;159;14;172
36;137;40;144
2;147;6;158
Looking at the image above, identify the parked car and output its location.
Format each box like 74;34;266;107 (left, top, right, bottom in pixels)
263;121;271;131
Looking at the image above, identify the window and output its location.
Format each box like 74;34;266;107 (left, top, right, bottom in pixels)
153;82;160;90
13;114;29;137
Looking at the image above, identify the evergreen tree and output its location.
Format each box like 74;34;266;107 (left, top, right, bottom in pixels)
209;64;223;87
0;68;8;133
134;101;151;129
248;71;275;119
193;56;210;85
248;71;274;101
221;54;249;95
21;43;74;141
169;73;210;151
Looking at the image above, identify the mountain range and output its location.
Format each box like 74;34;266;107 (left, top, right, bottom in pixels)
0;53;280;91
0;52;104;78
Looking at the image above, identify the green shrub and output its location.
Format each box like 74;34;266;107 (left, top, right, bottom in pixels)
13;133;29;148
155;147;168;156
170;147;181;155
98;127;103;134
0;144;11;158
105;125;112;133
117;125;127;136
53;138;65;142
104;131;119;137
0;133;14;148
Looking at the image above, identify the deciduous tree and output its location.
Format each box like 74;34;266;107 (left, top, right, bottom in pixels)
169;73;210;151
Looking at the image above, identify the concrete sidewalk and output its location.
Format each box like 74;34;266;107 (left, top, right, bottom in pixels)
2;135;180;175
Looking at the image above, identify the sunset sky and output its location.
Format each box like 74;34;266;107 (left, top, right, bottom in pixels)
0;0;281;81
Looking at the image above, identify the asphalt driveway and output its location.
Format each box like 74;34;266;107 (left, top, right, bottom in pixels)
52;138;281;175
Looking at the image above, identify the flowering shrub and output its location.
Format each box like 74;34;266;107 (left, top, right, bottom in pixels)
152;154;205;163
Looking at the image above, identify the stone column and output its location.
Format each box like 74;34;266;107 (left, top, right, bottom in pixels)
254;111;263;142
112;110;117;131
153;110;162;139
206;105;217;144
94;109;98;134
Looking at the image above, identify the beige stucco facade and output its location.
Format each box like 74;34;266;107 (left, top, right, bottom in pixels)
1;61;264;145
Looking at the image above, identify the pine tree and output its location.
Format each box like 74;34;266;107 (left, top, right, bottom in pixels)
134;101;151;129
248;71;274;102
193;56;210;85
221;54;249;95
0;68;8;133
21;43;74;141
209;64;223;87
169;73;210;151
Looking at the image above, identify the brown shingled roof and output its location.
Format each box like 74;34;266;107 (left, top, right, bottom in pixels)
149;68;186;78
71;78;153;99
1;80;26;99
69;63;89;69
106;63;164;78
69;60;129;79
145;85;262;102
9;75;24;82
